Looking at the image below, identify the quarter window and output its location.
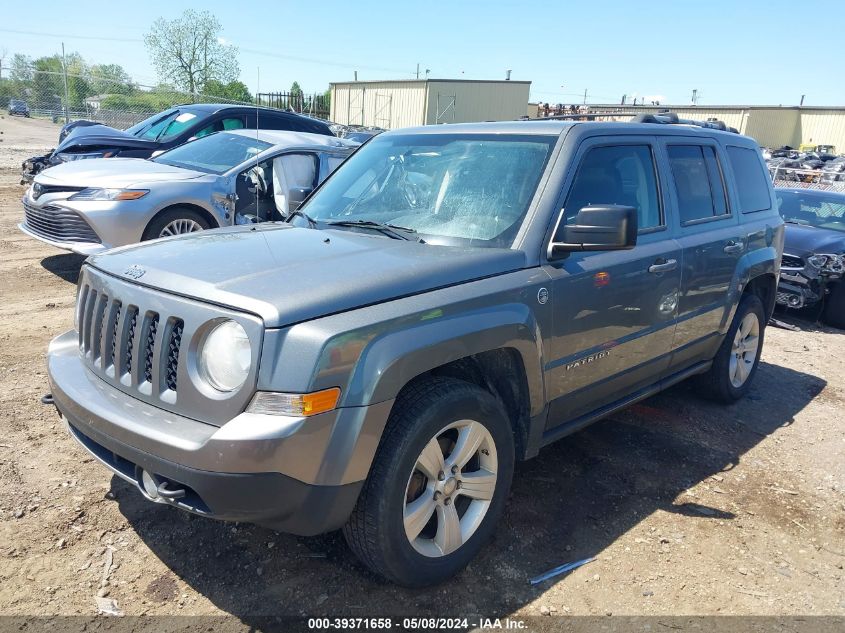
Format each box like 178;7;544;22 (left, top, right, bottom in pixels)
726;146;772;213
563;144;662;233
668;145;730;223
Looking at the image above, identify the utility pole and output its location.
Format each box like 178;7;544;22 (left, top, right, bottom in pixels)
61;42;70;124
691;88;698;105
800;94;806;106
416;63;420;79
583;88;587;105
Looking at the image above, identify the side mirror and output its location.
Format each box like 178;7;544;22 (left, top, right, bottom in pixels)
547;205;638;259
287;186;314;214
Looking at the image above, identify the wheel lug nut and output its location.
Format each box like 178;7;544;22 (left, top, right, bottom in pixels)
456;481;462;489
433;491;442;501
451;465;458;474
437;471;445;481
444;497;451;506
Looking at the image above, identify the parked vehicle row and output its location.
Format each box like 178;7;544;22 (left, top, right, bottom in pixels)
20;129;357;254
764;145;845;183
36;112;786;586
8;98;31;117
20;104;334;184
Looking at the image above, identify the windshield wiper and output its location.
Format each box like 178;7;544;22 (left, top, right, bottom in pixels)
286;209;318;228
324;219;423;242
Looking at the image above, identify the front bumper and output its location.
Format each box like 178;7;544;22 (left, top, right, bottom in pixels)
18;221;107;256
47;330;391;535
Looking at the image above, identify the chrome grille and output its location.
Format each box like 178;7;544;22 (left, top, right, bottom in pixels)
23;201;100;244
77;283;183;395
781;254;804;268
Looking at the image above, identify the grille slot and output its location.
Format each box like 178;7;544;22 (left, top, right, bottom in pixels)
90;293;109;362
109;303;122;367
23;202;101;244
123;307;139;376
781;254;804;268
165;320;184;392
142;314;160;384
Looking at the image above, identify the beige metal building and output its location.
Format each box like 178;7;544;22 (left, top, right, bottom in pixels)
529;104;845;151
330;79;532;129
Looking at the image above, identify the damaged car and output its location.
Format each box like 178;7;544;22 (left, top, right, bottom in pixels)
20;130;357;254
775;188;845;328
20;104;335;184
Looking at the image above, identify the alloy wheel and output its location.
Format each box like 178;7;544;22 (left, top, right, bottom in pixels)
159;219;204;237
403;419;498;558
729;312;760;388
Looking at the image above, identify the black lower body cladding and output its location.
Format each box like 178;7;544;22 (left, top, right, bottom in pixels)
64;416;362;536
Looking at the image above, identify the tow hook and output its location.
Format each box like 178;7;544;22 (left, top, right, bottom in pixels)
41;393;55;406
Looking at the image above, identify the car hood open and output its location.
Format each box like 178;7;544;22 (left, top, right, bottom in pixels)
35;157;206;189
87;224;527;328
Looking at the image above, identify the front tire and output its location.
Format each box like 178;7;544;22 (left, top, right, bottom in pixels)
343;377;515;587
822;281;845;330
142;207;211;241
699;293;765;403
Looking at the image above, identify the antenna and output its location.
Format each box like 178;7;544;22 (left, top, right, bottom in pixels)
255;67;260;220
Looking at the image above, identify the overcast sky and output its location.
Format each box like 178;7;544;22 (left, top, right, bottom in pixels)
1;0;842;106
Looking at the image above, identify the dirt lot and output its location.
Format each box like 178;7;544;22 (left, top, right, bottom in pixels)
0;130;843;620
0;115;59;171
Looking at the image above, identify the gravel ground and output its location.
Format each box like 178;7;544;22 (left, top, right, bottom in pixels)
0;140;843;620
0;115;57;170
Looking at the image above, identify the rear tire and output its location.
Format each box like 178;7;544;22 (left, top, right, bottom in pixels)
142;207;212;241
698;293;765;404
343;377;515;587
821;281;845;330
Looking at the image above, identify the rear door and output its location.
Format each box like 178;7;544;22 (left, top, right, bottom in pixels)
661;137;744;372
543;136;683;429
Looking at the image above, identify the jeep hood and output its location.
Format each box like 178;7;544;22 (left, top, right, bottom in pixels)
784;224;845;257
35;157;206;189
87;224;527;327
54;124;158;153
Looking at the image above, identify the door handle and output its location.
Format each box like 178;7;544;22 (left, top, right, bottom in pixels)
648;258;677;273
723;241;744;254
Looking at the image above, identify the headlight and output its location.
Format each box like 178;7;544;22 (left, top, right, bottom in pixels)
55;150;116;162
807;254;828;268
198;320;251;392
69;188;149;201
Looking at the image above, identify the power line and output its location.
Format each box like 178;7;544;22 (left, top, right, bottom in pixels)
0;28;144;43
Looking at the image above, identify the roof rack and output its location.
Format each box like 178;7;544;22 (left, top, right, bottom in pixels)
531;110;739;134
631;113;739;133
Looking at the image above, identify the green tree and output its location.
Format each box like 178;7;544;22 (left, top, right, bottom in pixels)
9;54;33;82
203;79;252;103
144;9;240;95
89;63;134;95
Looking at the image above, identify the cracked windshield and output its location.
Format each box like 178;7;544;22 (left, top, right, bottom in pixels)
300;134;557;246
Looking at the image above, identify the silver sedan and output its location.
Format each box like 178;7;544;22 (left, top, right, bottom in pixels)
19;130;358;255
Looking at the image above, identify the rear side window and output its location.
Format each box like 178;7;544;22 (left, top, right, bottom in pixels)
667;145;730;223
563;144;662;232
726;146;772;213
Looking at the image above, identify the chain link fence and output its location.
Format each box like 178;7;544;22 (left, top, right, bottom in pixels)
0;65;331;131
768;164;845;193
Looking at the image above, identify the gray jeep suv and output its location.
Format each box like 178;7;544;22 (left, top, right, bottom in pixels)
46;116;783;586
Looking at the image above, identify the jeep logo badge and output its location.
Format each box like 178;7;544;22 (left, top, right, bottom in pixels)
124;265;146;279
537;287;549;305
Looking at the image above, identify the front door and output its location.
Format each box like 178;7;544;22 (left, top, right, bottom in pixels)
543;138;682;429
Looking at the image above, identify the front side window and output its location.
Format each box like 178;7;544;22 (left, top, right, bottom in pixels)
668;145;730;223
153;132;271;174
727;146;772;213
561;144;661;235
301;134;557;247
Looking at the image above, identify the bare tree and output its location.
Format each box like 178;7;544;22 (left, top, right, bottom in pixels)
144;9;239;95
